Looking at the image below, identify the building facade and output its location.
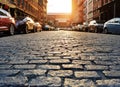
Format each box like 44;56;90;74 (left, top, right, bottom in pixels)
93;0;120;21
47;13;71;27
0;0;47;23
72;0;84;24
83;0;93;22
38;0;47;25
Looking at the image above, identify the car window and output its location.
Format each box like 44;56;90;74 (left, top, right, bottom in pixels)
108;19;114;23
0;11;7;16
114;18;120;23
0;9;11;17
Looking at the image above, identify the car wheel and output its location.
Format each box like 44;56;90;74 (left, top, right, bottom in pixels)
9;24;15;35
103;28;108;34
24;25;29;34
95;28;98;33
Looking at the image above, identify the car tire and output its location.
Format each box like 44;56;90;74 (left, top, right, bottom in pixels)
95;28;98;33
103;28;108;34
24;25;29;34
8;24;15;35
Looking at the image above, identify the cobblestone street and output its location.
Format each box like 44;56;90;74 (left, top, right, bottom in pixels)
0;30;120;87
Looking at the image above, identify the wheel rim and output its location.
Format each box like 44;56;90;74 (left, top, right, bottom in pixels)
9;24;14;35
104;29;108;34
25;25;28;34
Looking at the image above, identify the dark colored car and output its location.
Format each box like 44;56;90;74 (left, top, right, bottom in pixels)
88;20;104;33
0;8;15;35
16;17;35;34
42;24;51;31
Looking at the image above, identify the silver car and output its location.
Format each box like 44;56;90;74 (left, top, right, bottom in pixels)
103;18;120;34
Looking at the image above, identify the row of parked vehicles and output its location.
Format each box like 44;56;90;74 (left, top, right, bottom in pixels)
0;8;42;36
72;18;120;34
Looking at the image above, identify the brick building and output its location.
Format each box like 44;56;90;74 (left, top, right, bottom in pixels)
83;0;93;22
72;0;84;24
93;0;120;21
47;13;71;27
0;0;47;24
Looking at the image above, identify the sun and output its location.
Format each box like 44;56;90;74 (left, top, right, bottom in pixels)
47;0;72;14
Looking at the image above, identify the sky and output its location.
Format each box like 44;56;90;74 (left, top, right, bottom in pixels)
47;0;72;14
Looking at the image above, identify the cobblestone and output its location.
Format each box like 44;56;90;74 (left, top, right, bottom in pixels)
103;71;120;78
49;59;70;64
0;76;27;86
0;31;120;86
29;59;48;64
85;65;109;71
64;78;96;87
22;69;46;76
28;76;61;87
96;79;120;87
62;64;83;70
38;65;60;70
0;70;20;77
14;64;36;70
48;70;73;77
75;71;101;79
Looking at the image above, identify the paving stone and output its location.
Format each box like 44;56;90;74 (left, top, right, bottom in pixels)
63;56;74;59
114;61;120;65
109;65;120;70
103;71;120;78
80;56;96;61
38;65;60;70
48;70;73;77
25;55;43;60
64;78;96;87
29;60;48;64
0;65;12;69
72;60;92;65
48;51;62;54
75;71;101;79
8;60;28;64
0;60;8;64
62;64;83;70
94;61;114;65
0;70;20;77
22;69;46;76
0;76;27;86
0;30;120;86
44;56;61;59
14;64;36;70
50;59;70;64
85;65;109;71
96;79;120;87
28;76;61;86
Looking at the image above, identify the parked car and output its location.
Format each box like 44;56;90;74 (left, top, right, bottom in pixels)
72;24;82;31
16;16;35;34
34;22;42;32
82;22;89;32
103;18;120;34
0;8;15;35
88;20;104;33
42;24;51;31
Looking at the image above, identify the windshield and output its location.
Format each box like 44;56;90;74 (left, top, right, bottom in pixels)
0;8;11;17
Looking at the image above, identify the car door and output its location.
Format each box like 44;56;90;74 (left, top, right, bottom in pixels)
114;19;120;33
106;19;116;33
0;10;9;31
